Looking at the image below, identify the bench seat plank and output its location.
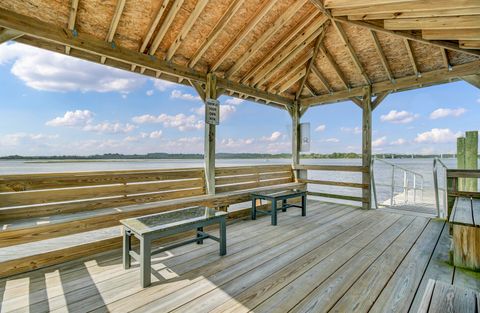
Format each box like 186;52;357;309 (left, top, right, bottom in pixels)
450;197;474;226
419;279;478;313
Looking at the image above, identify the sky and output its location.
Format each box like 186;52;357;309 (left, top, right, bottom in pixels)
0;42;479;156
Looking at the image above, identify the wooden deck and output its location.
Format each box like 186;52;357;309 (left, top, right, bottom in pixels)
0;200;478;313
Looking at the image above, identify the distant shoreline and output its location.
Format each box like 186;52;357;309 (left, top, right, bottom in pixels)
0;152;459;161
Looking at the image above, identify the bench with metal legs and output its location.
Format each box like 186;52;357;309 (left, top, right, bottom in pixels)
251;189;306;226
121;207;227;287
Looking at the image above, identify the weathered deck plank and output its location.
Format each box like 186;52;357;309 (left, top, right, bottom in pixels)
0;200;479;313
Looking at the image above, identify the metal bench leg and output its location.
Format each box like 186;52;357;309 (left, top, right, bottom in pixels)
140;236;151;288
251;198;256;220
302;194;306;216
123;229;131;269
219;218;227;256
282;199;287;212
197;227;204;244
271;200;277;226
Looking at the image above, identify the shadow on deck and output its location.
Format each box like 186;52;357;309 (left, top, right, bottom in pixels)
0;200;478;312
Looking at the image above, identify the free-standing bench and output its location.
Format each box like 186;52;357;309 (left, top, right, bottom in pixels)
121;206;227;288
251;189;306;225
449;197;480;271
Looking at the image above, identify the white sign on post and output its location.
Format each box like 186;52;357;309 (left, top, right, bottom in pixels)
300;122;310;152
205;98;220;125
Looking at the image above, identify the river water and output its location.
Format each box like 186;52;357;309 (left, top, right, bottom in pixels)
0;158;463;206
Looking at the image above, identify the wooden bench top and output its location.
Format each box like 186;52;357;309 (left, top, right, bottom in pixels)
449;197;480;227
418;279;479;313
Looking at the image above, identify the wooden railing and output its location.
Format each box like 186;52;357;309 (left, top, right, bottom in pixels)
293;164;368;204
0;168;206;220
446;169;480;218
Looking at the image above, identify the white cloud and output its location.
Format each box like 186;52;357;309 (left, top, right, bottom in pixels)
153;79;175;91
83;122;136;134
224;98;244;106
341;126;361;134
146;90;154;96
220;138;255;148
0;43;145;93
0;133;58;146
325;138;340;143
315;125;326;132
415;128;462;143
380;110;418;124
46;110;94;127
132;113;203;131
390;138;406;145
429;108;466;119
262;131;282;142
149;130;163;139
170;90;201;101
372;136;387;147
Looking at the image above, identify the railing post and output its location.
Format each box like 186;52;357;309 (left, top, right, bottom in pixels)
403;171;408;203
413;174;417;204
361;86;372;209
390;166;395;206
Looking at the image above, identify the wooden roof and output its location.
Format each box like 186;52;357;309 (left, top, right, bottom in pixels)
0;0;479;110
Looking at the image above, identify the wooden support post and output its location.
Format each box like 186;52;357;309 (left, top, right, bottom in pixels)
465;131;478;192
204;73;218;195
362;86;372;209
457;137;466;191
291;101;301;182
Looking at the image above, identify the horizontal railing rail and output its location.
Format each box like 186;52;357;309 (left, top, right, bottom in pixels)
294;163;366;203
374;158;424;208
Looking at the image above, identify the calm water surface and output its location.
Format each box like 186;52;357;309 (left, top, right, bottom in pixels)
0;158;467;206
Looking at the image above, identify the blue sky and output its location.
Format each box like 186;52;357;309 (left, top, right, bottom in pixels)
0;42;479;156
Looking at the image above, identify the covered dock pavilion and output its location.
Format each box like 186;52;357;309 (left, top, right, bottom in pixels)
0;0;480;312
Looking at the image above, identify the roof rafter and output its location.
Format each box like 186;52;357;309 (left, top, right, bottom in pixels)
403;38;420;77
0;28;23;44
334;16;480;57
0;7;293;109
267;53;313;92
148;0;185;57
240;9;321;84
333;20;371;84
300;60;480;107
132;0;170;72
369;30;394;82
65;0;79;54
440;48;451;70
166;0;208;61
296;32;325;99
278;68;307;94
100;0;126;64
188;0;243;69
253;22;327;87
210;0;277;72
319;43;349;89
311;64;333;93
225;0;307;79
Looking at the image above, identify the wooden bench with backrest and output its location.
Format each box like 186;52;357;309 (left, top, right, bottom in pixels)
417;279;479;313
446;169;480;271
448;196;480;270
0;164;304;276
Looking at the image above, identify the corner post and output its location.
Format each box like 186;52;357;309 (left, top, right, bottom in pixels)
204;73;218;195
291;101;300;168
362;86;372;209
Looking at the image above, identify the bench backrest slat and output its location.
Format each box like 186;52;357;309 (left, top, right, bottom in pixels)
215;164;293;193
